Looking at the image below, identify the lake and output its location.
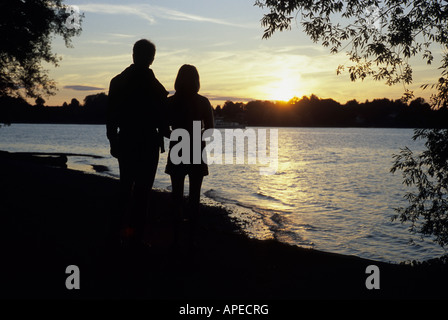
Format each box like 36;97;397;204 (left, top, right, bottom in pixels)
1;123;445;263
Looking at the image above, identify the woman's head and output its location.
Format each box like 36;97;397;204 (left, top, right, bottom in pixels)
174;64;200;94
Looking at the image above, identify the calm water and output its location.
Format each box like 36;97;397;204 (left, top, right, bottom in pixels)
1;123;445;263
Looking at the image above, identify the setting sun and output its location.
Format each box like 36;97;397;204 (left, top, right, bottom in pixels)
267;75;302;102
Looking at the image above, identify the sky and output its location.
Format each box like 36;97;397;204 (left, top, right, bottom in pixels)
43;0;442;107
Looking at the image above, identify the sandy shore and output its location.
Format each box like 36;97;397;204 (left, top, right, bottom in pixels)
1;151;447;302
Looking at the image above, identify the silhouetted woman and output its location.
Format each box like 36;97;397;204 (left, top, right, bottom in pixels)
165;64;214;223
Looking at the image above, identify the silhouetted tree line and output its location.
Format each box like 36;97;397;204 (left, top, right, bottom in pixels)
0;93;107;124
216;95;448;128
1;93;447;128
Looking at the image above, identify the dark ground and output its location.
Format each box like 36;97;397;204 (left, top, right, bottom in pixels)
1;151;447;304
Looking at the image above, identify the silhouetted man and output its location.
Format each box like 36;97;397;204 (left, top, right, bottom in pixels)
107;39;168;245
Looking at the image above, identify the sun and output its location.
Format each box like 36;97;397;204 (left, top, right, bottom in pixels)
267;76;302;102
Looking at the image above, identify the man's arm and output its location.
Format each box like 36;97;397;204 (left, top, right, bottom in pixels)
106;77;120;158
154;77;171;138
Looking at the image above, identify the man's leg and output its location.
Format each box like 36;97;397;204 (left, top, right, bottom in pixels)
131;149;159;240
117;156;135;241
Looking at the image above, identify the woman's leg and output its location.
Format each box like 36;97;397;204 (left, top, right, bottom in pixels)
187;173;204;219
170;173;185;220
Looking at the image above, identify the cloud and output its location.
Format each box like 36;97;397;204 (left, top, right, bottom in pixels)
152;6;249;27
107;33;136;39
64;85;105;91
79;3;250;28
80;4;156;24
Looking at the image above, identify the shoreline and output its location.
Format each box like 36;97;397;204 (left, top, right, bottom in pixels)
1;151;448;299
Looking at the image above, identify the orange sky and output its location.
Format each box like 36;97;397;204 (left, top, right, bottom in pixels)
39;1;440;107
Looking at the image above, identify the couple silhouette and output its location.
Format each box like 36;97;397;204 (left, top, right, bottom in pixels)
106;39;214;246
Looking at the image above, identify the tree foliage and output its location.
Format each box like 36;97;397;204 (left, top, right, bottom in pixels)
255;0;448;105
0;0;83;99
391;129;448;247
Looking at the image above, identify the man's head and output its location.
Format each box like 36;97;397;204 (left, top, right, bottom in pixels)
132;39;156;68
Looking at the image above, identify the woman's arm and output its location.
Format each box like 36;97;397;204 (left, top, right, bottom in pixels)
202;98;214;130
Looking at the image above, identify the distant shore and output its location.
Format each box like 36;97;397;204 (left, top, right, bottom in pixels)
1;150;448;300
3;94;448;128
